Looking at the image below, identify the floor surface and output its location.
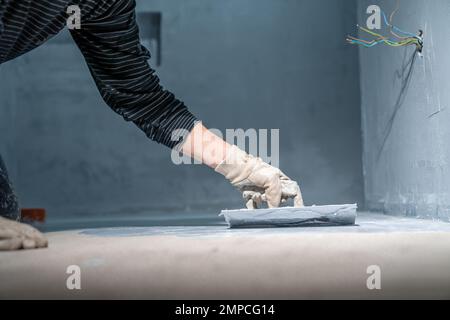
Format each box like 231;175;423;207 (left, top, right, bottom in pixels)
1;212;450;299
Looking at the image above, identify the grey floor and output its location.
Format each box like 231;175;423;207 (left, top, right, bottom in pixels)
2;211;450;299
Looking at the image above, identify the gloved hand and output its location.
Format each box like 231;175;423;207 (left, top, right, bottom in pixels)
0;217;48;250
215;145;304;209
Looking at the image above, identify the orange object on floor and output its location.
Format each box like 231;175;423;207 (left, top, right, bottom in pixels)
21;208;46;223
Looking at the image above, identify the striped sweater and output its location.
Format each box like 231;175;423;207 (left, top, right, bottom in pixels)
0;0;197;148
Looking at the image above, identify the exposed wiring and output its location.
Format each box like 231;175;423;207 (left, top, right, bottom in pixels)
347;37;417;48
354;24;418;47
346;0;423;54
382;11;417;39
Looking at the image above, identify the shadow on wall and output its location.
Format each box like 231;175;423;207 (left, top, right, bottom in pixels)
377;49;418;161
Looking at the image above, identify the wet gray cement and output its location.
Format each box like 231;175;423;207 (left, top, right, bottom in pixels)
1;212;450;299
79;212;450;237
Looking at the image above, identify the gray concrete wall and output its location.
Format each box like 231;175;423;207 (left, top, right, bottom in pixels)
358;0;450;220
0;0;363;220
0;61;19;183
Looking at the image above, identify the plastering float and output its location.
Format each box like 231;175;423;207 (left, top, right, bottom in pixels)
220;204;357;229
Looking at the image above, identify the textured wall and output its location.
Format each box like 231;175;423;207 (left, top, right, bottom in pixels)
0;0;362;219
0;61;19;182
358;0;450;220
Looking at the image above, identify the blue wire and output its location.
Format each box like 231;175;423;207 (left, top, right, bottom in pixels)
348;39;381;48
381;10;418;38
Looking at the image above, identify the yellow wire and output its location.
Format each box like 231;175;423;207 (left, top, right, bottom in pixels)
347;35;418;48
358;25;385;39
347;35;381;45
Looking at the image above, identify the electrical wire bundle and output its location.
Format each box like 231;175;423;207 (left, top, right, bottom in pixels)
347;1;423;53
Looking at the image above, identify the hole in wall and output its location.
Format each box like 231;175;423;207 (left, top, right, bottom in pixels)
137;12;162;66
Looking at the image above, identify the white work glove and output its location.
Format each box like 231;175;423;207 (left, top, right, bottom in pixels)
215;145;304;209
0;216;48;250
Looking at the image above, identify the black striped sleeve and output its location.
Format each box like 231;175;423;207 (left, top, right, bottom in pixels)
69;0;198;149
0;0;198;149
